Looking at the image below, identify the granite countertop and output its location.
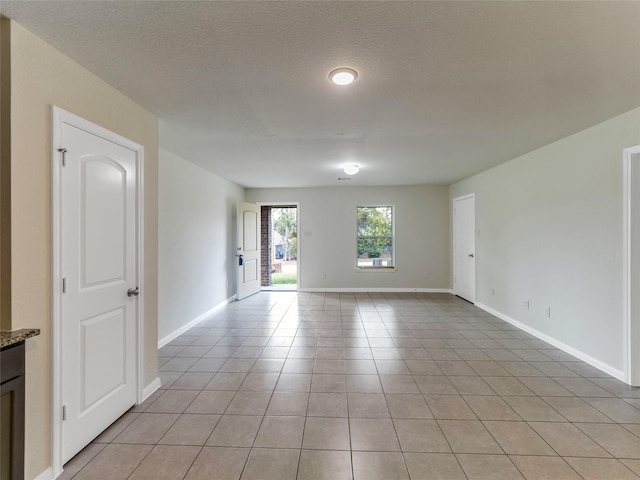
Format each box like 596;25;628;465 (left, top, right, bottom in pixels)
0;329;41;348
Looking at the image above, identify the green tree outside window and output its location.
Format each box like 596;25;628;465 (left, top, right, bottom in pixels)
357;206;394;267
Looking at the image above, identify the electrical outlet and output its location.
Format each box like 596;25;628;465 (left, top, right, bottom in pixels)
524;300;530;310
423;272;428;279
322;272;327;280
545;307;551;318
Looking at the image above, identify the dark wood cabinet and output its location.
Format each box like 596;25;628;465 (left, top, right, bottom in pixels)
0;341;25;480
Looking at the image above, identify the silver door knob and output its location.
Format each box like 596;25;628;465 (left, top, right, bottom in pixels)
127;287;140;297
468;254;474;258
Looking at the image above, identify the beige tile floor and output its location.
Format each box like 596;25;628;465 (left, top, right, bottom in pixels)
60;292;640;479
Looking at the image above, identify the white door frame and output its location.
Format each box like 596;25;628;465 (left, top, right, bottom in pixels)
452;193;476;303
51;106;145;476
256;202;301;289
623;144;640;386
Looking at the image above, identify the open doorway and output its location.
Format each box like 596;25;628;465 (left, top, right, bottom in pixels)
260;205;298;291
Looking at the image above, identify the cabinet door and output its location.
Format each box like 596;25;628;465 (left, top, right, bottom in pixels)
0;344;25;480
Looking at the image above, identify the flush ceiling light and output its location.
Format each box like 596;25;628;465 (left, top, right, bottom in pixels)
329;67;358;86
343;164;360;175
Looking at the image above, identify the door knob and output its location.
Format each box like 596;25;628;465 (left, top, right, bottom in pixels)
127;287;140;297
468;254;474;258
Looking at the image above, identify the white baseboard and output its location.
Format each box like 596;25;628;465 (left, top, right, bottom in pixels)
141;377;162;403
475;302;625;381
34;467;54;480
299;287;453;293
158;295;237;348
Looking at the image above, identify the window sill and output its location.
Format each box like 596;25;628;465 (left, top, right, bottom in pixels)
355;267;397;273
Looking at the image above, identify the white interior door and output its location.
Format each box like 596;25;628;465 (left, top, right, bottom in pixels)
237;202;261;299
453;194;476;303
59;118;139;463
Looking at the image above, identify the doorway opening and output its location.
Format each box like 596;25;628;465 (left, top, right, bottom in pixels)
261;205;298;291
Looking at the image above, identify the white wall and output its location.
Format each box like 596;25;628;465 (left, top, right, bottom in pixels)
450;107;640;378
158;149;244;342
246;185;450;291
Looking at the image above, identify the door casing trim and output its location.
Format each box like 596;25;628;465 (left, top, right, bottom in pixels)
623;144;640;386
51;106;144;477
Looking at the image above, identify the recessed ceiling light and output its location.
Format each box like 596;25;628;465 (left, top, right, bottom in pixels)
329;67;358;86
343;164;360;175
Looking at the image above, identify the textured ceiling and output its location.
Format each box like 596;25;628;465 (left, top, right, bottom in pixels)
2;1;639;188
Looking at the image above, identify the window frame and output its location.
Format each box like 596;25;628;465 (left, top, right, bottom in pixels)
355;205;396;270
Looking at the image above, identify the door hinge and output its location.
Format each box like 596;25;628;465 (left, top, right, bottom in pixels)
62;277;67;293
58;148;67;166
62;405;67;421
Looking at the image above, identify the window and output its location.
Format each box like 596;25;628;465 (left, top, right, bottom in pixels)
357;206;394;268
